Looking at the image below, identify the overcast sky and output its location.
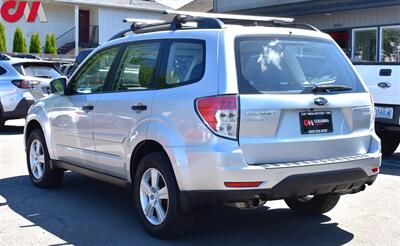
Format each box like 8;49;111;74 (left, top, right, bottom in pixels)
155;0;194;9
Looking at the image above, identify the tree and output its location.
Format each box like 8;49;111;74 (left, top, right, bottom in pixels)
0;22;6;52
13;27;27;53
29;33;41;54
50;33;57;54
44;33;52;54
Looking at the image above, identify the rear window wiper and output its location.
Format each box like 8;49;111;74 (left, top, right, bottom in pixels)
302;84;353;94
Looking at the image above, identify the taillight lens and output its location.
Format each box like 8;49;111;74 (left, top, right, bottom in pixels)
195;95;239;140
11;79;40;89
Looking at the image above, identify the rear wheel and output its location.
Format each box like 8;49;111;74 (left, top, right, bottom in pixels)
133;152;194;239
285;194;340;215
27;129;64;188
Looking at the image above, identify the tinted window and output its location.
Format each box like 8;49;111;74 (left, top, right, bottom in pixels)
0;66;6;75
164;41;204;87
13;63;61;78
113;42;160;91
236;36;365;94
70;47;119;94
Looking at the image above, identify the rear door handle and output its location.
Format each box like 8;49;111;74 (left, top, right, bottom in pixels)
131;104;147;111
82;105;94;111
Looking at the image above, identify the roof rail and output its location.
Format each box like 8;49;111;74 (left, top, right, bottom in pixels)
124;11;318;34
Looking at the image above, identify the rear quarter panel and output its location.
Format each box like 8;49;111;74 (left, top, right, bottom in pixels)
147;30;221;147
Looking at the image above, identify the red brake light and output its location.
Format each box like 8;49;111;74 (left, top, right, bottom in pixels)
224;182;262;188
195;95;238;139
11;79;40;89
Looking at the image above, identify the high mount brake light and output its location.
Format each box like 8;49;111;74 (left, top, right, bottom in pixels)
195;95;239;140
11;79;40;89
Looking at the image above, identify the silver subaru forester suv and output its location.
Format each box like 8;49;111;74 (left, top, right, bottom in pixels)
24;11;381;239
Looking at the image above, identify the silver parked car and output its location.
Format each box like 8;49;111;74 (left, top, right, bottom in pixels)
0;54;62;127
24;11;381;239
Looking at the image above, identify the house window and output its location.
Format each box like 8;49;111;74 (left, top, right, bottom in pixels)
352;28;377;62
380;26;400;62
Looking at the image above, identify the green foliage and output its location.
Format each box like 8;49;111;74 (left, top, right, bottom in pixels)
382;28;400;61
13;27;27;53
0;22;6;52
44;33;57;54
44;34;52;54
29;33;42;54
50;33;57;54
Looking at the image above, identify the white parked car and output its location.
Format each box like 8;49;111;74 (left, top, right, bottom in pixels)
355;63;400;155
0;54;62;127
24;11;381;239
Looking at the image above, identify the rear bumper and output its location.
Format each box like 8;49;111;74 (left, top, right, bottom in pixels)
2;98;34;119
165;133;381;202
180;168;377;208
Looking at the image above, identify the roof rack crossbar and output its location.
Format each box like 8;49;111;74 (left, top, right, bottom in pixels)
128;14;224;34
124;11;319;35
164;10;294;23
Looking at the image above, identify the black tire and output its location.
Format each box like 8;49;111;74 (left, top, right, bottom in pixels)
0;107;5;128
377;132;400;156
285;194;340;215
133;152;194;239
0;117;4;128
26;129;64;188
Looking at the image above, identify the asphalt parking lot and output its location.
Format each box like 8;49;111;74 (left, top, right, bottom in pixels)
0;119;399;246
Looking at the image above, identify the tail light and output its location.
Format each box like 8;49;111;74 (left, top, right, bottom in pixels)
11;79;40;89
195;95;239;140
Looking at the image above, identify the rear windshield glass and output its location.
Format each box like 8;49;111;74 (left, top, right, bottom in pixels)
236;36;366;94
13;63;61;79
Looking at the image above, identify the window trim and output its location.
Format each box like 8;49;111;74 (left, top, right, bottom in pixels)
66;45;122;95
351;27;378;62
157;39;206;89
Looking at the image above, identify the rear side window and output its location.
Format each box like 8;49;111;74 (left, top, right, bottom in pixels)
113;42;160;91
13;63;61;79
163;40;205;87
236;36;366;94
0;66;6;75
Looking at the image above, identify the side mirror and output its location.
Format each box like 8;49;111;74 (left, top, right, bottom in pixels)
49;77;67;95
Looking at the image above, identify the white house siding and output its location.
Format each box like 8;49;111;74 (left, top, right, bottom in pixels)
295;6;400;30
98;7;162;44
3;3;74;52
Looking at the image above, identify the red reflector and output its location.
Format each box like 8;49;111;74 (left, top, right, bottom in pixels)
224;181;262;188
371;167;379;173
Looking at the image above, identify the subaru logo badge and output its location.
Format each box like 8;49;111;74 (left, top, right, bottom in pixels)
378;82;391;89
314;97;328;106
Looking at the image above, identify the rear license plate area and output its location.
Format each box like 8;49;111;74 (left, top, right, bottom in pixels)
375;106;393;120
300;111;333;134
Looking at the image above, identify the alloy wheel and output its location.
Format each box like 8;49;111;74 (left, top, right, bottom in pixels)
29;139;45;179
139;168;169;225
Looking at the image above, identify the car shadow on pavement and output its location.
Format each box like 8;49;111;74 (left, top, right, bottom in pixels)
0;125;24;135
380;165;400;176
0;173;354;246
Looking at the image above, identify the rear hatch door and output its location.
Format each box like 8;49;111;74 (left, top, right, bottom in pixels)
235;35;372;165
